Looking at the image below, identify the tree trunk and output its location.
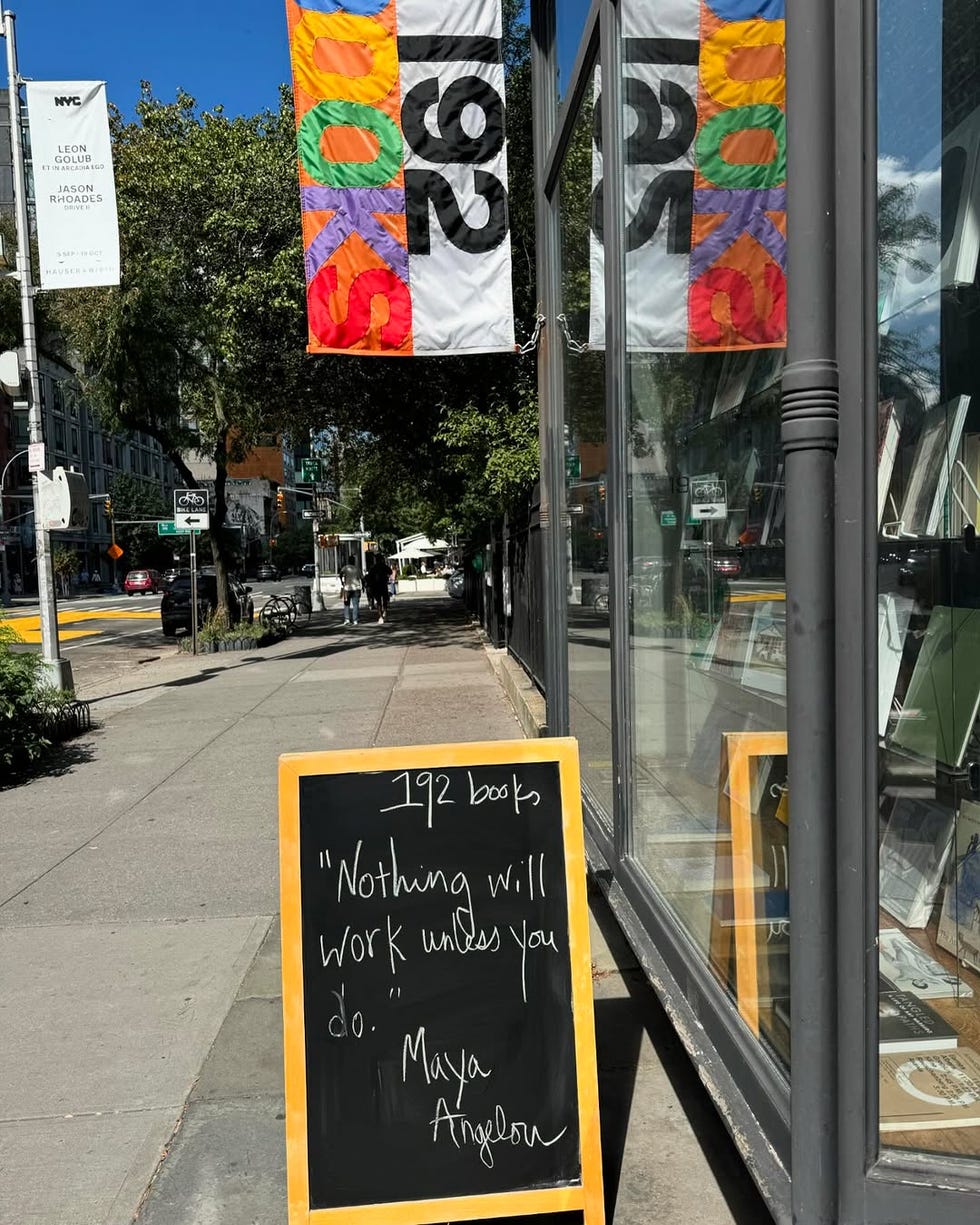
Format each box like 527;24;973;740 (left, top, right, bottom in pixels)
210;428;235;622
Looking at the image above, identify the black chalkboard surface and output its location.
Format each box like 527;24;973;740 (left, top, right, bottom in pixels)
279;740;604;1225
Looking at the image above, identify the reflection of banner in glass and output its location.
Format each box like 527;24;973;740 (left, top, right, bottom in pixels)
26;82;120;290
286;0;514;358
591;0;786;352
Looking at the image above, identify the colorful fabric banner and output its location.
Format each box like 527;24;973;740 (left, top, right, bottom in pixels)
26;82;120;290
590;0;786;352
286;0;515;358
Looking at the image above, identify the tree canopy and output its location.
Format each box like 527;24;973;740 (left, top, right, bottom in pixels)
54;2;539;602
54;85;322;609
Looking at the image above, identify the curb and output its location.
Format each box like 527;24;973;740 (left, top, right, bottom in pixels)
484;644;547;739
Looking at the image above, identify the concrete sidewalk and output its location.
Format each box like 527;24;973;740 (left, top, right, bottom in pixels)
0;594;771;1225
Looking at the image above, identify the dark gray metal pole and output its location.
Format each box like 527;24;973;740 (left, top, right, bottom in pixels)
530;0;568;735
782;0;840;1220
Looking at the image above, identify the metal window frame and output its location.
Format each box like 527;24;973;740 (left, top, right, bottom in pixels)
837;0;980;1219
532;2;795;1219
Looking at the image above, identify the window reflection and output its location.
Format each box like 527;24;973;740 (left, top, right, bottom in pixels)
559;71;614;824
626;348;789;1068
877;0;980;1159
555;0;594;102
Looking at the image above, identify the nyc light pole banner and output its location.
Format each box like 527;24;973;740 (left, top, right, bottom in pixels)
285;0;515;358
25;81;120;290
591;0;786;352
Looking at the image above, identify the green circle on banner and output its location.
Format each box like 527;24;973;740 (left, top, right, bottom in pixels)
696;104;786;190
298;100;402;188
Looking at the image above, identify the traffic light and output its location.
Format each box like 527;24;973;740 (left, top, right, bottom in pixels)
104;496;112;517
598;481;606;502
276;488;286;523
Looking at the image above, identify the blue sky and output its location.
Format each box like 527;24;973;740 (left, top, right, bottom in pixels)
15;1;292;117
13;2;583;120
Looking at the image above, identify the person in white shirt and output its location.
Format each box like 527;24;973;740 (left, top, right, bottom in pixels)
338;556;362;625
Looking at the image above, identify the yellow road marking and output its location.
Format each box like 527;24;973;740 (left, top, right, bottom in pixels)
728;591;786;604
4;606;160;643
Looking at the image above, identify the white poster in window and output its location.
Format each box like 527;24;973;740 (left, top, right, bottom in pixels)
25;81;120;289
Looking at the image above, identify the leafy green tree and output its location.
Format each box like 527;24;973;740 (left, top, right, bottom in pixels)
318;0;540;541
108;473;169;569
51;546;78;598
271;521;314;574
54;86;322;618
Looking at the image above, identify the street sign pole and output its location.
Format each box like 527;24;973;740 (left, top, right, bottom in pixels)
3;13;69;686
190;528;198;656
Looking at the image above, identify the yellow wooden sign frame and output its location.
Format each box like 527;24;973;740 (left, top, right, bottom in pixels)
720;730;788;1036
278;738;606;1225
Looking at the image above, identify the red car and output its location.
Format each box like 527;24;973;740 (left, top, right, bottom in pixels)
123;568;163;595
712;554;742;579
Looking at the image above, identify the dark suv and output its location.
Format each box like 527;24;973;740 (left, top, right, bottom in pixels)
160;575;254;637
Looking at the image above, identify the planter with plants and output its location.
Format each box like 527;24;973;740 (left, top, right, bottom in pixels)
176;612;275;653
1;616;87;781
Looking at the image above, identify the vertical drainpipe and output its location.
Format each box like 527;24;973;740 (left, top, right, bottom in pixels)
530;0;569;735
782;0;840;1219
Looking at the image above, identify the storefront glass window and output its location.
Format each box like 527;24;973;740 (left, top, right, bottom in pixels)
559;68;614;826
555;0;594;102
616;12;789;1069
877;0;980;1156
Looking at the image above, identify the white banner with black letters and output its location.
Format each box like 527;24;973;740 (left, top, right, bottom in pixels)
26;81;120;289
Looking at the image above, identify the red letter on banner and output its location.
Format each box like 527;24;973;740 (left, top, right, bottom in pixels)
308;262;412;352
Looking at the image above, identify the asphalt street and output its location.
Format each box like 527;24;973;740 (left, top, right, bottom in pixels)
2;580;295;690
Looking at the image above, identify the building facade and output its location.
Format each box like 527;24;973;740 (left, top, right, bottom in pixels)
527;2;980;1223
3;354;178;586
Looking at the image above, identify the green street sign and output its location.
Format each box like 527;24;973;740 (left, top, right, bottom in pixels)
158;520;191;536
565;454;581;481
660;510;678;527
299;458;322;483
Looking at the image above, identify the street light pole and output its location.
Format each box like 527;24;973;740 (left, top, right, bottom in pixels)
2;11;70;686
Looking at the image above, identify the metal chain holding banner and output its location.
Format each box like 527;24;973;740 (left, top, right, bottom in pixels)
517;312;546;355
557;313;589;355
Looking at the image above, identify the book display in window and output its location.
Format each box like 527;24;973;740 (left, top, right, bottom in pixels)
877;593;914;736
889;605;980;767
938;798;980;974
741;598;787;696
895;395;971;537
878;989;958;1053
877;398;902;527
878;927;973;999
879;796;955;927
880;1046;980;1131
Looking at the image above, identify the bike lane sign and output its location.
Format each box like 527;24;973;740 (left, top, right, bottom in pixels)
689;475;727;521
174;488;210;531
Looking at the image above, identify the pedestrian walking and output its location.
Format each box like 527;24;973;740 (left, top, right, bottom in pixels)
339;555;361;625
365;554;391;623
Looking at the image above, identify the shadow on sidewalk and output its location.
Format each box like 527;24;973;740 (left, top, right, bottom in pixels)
80;598;487;710
0;737;99;791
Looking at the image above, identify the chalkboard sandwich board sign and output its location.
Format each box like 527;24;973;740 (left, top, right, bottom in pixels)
278;738;604;1225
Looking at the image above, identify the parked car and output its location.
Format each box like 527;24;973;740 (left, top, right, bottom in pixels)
256;562;280;581
123;569;163;595
712;552;742;579
300;562;316;578
162;567;190;584
160;575;254;637
447;569;465;599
